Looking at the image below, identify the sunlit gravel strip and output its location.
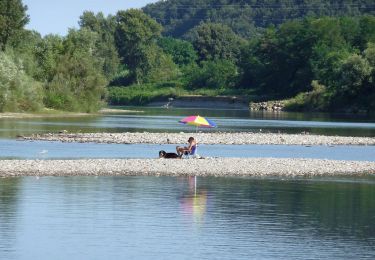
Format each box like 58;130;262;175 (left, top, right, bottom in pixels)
1;158;374;177
21;132;375;146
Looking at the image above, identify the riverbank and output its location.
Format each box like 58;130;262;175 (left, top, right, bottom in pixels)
20;132;375;146
0;108;142;119
0;158;374;177
148;95;249;109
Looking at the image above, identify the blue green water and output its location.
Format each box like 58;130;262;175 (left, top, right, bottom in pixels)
0;176;374;260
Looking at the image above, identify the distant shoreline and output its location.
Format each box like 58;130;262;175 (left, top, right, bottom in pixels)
0;158;374;177
0;108;142;119
20;132;375;146
147;95;249;109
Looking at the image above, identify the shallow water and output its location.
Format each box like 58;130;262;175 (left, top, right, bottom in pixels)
1;139;375;161
0;176;374;260
0;107;375;138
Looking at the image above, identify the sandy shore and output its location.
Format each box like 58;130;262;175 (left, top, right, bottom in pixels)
0;158;374;177
20;132;375;146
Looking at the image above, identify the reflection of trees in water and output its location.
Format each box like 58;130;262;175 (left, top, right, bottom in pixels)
202;177;375;241
0;178;21;254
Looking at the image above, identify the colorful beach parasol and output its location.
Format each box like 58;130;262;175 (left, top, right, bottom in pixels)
178;115;217;131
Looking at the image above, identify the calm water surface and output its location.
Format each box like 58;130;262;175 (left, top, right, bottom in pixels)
0;140;375;161
0;176;374;260
0;107;375;138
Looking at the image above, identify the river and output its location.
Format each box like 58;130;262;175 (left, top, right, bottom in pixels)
0;176;374;259
0;107;374;259
0;107;375;138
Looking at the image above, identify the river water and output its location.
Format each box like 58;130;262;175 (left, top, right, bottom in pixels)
0;107;374;259
0;176;374;260
0;107;375;138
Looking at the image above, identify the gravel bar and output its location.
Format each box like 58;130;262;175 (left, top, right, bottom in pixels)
1;158;374;177
21;132;375;146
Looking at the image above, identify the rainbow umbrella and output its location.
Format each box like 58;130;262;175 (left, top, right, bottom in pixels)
179;115;217;131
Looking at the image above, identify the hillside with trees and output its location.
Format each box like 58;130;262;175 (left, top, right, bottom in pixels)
0;0;375;113
143;0;375;38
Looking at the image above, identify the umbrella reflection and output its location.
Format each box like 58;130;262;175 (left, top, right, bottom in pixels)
180;176;208;224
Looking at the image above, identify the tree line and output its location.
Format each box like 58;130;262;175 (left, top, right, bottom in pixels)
0;0;374;113
143;0;375;38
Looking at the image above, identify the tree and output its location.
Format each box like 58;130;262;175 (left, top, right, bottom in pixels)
0;0;29;51
239;20;317;96
43;29;107;112
34;34;64;82
337;54;371;94
6;29;42;78
115;9;162;84
329;53;373;112
143;46;180;83
185;59;238;89
79;11;120;80
187;22;243;63
0;52;43;112
158;37;197;66
364;43;375;67
143;0;375;38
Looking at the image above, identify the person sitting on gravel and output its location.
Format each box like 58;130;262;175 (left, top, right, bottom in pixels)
176;137;199;158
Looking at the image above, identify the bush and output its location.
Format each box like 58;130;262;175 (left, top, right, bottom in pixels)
284;81;329;111
43;40;107;113
0;52;43;112
185;59;238;89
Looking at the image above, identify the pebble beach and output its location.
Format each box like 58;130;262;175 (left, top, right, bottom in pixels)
21;132;375;146
1;158;374;177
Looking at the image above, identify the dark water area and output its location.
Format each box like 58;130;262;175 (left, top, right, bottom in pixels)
0;107;375;138
0;140;374;161
0;176;374;260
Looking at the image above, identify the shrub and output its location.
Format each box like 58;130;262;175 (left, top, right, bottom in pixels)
0;52;43;112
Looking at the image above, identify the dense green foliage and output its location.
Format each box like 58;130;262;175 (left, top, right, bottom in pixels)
1;0;375;113
0;52;43;111
115;9;163;84
143;0;375;38
43;29;107;112
0;3;110;112
186;23;244;63
158;37;197;66
79;11;120;80
0;0;29;51
184;59;238;89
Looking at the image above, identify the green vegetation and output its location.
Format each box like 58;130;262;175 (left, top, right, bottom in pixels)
143;0;375;38
109;82;187;105
0;52;43;111
0;0;375;113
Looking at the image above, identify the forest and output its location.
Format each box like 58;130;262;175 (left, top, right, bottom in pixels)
0;0;375;113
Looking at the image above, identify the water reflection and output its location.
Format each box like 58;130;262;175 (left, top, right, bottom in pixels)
209;177;375;243
180;177;208;225
0;178;20;259
0;176;374;259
